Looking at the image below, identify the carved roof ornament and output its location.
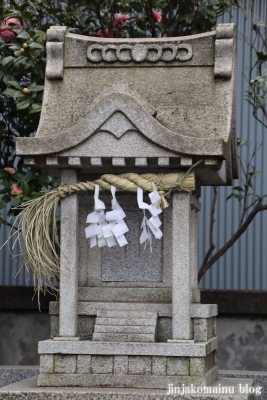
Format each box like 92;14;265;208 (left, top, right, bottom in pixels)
16;24;237;184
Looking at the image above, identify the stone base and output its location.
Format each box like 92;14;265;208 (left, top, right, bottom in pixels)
37;366;218;388
38;340;218;389
0;376;255;399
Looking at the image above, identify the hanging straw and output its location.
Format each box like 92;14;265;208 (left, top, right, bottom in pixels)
7;167;200;298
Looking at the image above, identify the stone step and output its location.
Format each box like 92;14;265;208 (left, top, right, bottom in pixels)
97;310;157;319
95;317;157;326
92;332;155;342
94;324;155;334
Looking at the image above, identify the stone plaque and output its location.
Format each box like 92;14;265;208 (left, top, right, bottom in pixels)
101;211;163;282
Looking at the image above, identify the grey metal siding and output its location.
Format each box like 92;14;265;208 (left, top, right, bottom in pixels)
0;205;34;285
199;0;267;289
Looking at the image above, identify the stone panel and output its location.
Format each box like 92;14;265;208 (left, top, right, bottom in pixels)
166;357;189;376
91;356;113;374
77;316;95;340
190;357;205;376
101;211;163;282
194;318;215;342
157;317;172;342
114;356;128;375
128;356;152;375
39;355;54;374
206;352;215;371
77;355;91;374
152;357;166;375
54;355;76;374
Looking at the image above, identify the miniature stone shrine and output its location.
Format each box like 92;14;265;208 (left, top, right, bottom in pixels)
4;22;254;398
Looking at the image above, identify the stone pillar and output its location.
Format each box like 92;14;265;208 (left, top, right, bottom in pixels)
190;196;201;303
58;170;79;338
171;192;192;340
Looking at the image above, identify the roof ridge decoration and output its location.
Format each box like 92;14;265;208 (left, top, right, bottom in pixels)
87;43;193;64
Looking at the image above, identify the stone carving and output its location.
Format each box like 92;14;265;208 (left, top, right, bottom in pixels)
87;43;193;63
46;26;68;80
214;23;236;78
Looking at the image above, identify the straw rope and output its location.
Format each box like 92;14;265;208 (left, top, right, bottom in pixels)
8;164;201;300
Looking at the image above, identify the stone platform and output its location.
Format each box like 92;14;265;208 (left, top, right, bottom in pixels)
0;376;255;399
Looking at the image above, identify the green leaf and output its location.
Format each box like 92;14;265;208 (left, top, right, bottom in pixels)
2;56;15;69
0;170;9;179
12;90;26;98
12;171;25;180
16;31;31;40
33;30;46;43
10;195;21;207
2;88;17;96
37;173;50;184
28;84;44;92
8;80;22;90
29;103;42;113
28;42;43;50
16;98;31;110
21;179;30;196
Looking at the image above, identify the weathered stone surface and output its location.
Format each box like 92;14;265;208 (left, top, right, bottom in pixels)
194;318;214;342
101;210;163;282
114;356;128;375
94;325;155;334
92;333;155;342
77;355;91;374
91;356;113;374
128;356;151;375
54;355;76;374
166;357;190;376
157;317;172;342
152;357;167;376
39;355;53;374
171;192;192;340
191;304;218;318
51;315;95;340
17;26;236;169
38;338;218;357
0;376;255;399
59;170;78;338
190;357;205;376
50;301;172;317
97;310;157;319
95;317;157;326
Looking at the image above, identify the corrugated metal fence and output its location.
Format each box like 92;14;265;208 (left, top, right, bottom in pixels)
1;0;267;288
199;0;267;289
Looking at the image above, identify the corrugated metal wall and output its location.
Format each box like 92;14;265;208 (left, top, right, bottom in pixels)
199;0;267;289
0;206;34;285
1;0;267;288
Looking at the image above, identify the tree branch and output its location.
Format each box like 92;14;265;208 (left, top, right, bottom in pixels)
202;186;217;266
198;201;267;281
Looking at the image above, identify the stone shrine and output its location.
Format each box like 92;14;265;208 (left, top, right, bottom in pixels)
1;22;255;399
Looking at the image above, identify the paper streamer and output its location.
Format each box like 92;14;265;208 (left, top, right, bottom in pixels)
137;183;163;252
85;185;129;248
85;184;108;248
105;185;129;247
